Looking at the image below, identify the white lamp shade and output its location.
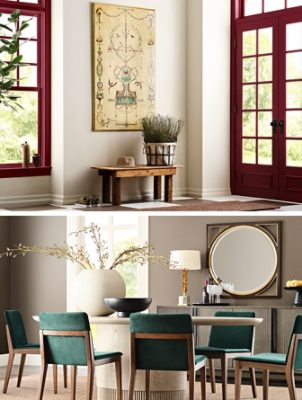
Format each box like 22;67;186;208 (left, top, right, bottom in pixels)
170;250;201;271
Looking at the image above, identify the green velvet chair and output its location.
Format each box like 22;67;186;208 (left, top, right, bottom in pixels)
195;311;256;400
3;310;65;394
38;312;122;400
234;314;302;400
129;313;207;400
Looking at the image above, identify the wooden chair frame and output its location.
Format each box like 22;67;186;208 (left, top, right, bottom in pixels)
3;323;67;394
129;332;207;400
205;325;257;400
235;333;302;400
38;328;122;400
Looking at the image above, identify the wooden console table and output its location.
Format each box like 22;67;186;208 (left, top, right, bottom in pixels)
91;165;181;206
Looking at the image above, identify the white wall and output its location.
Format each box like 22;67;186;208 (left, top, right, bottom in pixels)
186;0;231;198
54;0;187;203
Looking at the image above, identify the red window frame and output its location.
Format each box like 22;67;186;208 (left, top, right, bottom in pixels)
0;0;51;178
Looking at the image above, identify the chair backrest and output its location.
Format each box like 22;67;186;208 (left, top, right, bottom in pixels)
286;315;302;370
208;311;255;350
4;310;29;349
39;312;92;366
130;313;194;371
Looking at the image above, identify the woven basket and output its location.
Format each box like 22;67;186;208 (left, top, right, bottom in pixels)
144;143;177;166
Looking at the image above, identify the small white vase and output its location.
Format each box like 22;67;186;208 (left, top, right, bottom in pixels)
73;269;126;316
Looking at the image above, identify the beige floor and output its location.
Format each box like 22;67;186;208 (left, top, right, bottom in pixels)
0;367;300;400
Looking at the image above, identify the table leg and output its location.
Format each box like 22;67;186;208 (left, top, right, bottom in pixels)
164;175;173;202
102;175;111;204
112;176;121;206
153;176;162;200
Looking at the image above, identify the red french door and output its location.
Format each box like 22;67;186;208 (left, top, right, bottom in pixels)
233;10;302;202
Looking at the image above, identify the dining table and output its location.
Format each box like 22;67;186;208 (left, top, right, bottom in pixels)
90;314;263;400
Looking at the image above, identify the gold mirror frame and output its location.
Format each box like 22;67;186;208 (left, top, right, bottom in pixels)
207;222;282;298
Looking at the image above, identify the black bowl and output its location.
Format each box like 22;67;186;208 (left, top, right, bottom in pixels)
104;297;152;317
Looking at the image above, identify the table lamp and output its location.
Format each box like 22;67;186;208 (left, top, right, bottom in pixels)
170;250;201;306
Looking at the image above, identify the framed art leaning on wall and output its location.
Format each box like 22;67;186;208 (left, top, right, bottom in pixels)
92;3;156;131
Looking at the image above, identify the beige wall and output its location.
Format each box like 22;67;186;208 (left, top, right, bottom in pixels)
149;216;302;311
0;218;10;353
0;217;67;351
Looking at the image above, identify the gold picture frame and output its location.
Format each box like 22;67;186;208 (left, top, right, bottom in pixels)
92;3;156;131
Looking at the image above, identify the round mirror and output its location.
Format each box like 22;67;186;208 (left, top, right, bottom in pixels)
209;225;278;296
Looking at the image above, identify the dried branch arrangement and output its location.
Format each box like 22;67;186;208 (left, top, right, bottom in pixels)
0;223;168;270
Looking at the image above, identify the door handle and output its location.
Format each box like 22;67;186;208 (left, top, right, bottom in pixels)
270;120;278;134
279;120;284;134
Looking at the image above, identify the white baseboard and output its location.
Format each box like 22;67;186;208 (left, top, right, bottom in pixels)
0;194;52;208
200;187;231;198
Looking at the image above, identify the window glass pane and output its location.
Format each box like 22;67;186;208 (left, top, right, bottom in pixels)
19;40;37;63
258;83;273;109
0;13;14;35
259;56;272;82
264;0;285;12
19;65;37;87
242;112;256;137
0;91;38;163
259;111;273;137
287;0;302;7
113;215;138;226
242;139;256;164
287;52;302;80
287;81;302;108
287;23;302;51
19;16;37;39
287;111;302;137
243;30;257;56
259;28;273;54
258;140;272;165
245;0;262;15
114;230;138;297
243;58;256;83
243;85;256;109
287;140;302;166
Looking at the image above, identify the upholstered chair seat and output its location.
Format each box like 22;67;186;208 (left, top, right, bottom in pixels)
38;312;122;400
129;313;207;400
195;311;256;400
234;315;302;400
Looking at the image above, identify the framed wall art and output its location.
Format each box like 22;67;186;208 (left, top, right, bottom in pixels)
92;3;156;131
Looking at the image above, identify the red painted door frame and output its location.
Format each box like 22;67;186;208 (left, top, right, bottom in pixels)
231;1;302;202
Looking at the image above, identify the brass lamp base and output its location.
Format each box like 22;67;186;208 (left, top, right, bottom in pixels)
178;295;190;306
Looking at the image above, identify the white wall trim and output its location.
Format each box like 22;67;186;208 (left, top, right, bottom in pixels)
0;194;51;207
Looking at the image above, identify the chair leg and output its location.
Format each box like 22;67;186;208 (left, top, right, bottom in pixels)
145;370;150;400
3;352;14;393
17;354;26;387
71;365;77;400
63;365;68;388
128;367;136;400
200;365;206;400
53;364;58;394
209;359;216;393
87;364;95;400
286;369;297;400
221;356;228;400
249;368;257;398
38;362;48;400
188;368;195;400
263;369;269;400
115;360;122;400
234;362;242;400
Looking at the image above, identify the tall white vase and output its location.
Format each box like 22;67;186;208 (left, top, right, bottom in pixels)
74;269;126;316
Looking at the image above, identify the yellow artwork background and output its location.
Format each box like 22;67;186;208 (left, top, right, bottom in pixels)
92;3;156;131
